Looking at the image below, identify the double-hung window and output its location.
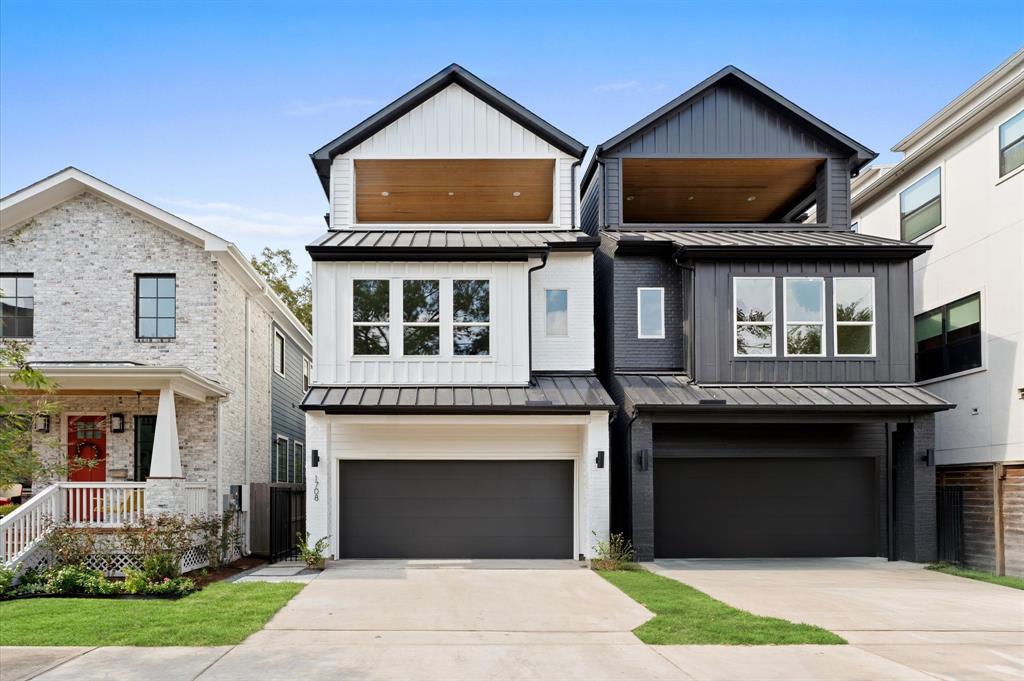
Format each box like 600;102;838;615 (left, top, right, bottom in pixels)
302;356;311;391
915;293;982;381
545;289;568;337
273;436;289;483
900;168;941;240
637;288;665;339
352;279;390;355
136;274;175;339
403;280;440;355
0;274;33;339
734;278;774;355
784;277;825;356
834;278;875;356
453;279;490;355
999;110;1024;177
273;330;286;376
293;442;305;484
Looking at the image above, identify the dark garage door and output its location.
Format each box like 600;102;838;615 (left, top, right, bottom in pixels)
339;460;574;559
654;457;877;558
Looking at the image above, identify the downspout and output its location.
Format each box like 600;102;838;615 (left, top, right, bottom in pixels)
885;422;895;561
244;295;251;489
526;251;549;379
672;248;696;377
216;399;223;514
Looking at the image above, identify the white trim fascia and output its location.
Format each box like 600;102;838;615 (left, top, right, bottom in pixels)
782;276;826;358
1;365;230;401
636;287;665;339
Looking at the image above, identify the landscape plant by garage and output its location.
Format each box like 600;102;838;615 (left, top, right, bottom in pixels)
296;532;330;569
591;532;640;571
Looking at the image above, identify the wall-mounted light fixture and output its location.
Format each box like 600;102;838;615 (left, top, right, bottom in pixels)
636;448;649;471
35;414;50;433
311;449;320;468
595;450;605;469
109;413;125;433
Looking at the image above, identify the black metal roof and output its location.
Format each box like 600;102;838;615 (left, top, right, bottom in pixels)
614;374;954;416
308;229;598;261
602;229;929;259
310;64;588;195
301;374;614;414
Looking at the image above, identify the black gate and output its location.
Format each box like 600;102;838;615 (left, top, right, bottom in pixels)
269;484;306;561
937;486;965;566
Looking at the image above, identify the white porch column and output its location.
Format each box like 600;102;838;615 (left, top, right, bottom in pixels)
147;386;185;515
582;410;611;559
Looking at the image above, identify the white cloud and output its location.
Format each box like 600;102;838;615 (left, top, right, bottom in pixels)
282;96;380;117
155;197;324;240
594;80;642;93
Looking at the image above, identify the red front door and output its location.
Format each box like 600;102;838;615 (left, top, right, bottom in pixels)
68;415;106;522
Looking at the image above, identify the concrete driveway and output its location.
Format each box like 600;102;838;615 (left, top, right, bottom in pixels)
652;557;1024;680
4;558;1022;681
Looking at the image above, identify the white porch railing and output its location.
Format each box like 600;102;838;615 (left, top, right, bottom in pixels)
1;481;209;566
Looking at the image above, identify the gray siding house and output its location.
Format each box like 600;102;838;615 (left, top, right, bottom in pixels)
271;323;311;485
582;67;955;562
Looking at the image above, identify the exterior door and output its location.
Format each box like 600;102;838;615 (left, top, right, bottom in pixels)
67;415;107;523
134;415;157;481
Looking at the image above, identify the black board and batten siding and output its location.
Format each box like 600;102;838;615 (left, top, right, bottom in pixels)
692;259;914;384
270;323;310;482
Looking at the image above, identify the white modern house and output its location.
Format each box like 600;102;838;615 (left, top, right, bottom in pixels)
0;168;312;568
852;49;1024;576
301;65;614;560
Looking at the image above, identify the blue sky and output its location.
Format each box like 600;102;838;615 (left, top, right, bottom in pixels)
2;1;1021;273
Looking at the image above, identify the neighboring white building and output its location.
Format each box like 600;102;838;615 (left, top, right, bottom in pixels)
853;49;1024;575
302;65;613;560
0;168;312;565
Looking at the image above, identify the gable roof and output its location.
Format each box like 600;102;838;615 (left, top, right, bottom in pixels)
310;64;588;194
582;65;877;195
0;167;311;351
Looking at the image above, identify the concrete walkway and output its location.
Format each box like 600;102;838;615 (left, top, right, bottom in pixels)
3;558;1022;680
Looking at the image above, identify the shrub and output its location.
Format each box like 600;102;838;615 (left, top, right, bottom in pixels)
592;532;638;571
142;552;180;581
42;521;96;567
119;514;193;568
122;568;149;595
192;511;243;570
144;576;197;597
0;564;16;596
44;565;112;595
296;532;330;568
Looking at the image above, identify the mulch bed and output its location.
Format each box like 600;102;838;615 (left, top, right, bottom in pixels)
188;556;268;587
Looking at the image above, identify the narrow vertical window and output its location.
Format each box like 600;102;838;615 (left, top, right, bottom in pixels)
0;274;33;339
834;278;875;356
136;274;175;339
453;279;490;355
784;277;825;356
637;288;664;339
734;278;774;355
273;331;286;376
900;168;941;240
352;279;390;355
999;110;1024;177
273;436;289;483
402;280;440;356
294;443;305;484
915;293;982;381
302;356;311;392
545;289;568;337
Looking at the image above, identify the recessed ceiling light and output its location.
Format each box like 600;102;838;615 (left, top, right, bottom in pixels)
380;191;389;197
448;191;455;197
626;195;635;201
512;191;521;197
746;195;757;202
688;195;694;201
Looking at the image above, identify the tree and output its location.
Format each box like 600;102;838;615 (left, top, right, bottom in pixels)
0;341;63;488
250;248;312;332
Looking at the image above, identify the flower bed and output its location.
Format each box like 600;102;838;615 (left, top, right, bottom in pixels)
1;564;197;601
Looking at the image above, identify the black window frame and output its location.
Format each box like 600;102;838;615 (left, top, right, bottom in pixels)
999;109;1024;177
915;292;982;382
272;435;289;483
134;415;157;482
899;168;942;241
135;274;176;340
0;273;34;339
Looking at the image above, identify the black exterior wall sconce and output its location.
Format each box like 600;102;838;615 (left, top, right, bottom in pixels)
109;413;125;433
35;414;50;433
636;448;650;471
596;450;605;468
311;449;320;468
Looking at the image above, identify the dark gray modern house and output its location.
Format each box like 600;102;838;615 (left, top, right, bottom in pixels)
581;66;955;562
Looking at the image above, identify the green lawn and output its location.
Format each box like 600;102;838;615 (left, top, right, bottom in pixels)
927;563;1024;590
0;582;303;646
599;569;845;645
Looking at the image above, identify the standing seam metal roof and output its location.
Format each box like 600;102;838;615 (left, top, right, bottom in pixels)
603;229;922;249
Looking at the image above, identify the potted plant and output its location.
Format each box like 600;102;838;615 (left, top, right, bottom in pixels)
296;532;330;570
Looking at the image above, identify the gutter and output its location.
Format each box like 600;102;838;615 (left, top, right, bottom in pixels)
244;295;251;491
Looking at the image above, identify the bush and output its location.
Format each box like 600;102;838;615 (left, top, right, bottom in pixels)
296;532;330;568
42;522;96;567
592;532;638;571
44;565;112;595
143;552;180;581
122;567;149;595
0;564;16;596
144;576;197;597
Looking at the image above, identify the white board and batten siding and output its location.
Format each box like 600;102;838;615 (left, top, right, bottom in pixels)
532;252;594;371
330;83;577;230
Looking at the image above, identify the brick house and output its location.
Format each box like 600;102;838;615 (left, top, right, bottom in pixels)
0;168;311;564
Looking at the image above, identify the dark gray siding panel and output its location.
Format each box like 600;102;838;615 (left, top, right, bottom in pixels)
604;158;620;227
580;167;601;235
271;324;310;481
609;83;841;157
594;242;616;380
693;259;913;383
613;255;685;371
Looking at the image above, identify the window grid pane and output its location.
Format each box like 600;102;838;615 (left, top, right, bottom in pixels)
734;278;774;355
0;274;34;339
835;278;875;356
137;275;175;339
353;279;390;355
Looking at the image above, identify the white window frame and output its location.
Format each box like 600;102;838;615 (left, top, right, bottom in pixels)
544;288;569;338
451;278;491;356
783;277;826;358
351;279;391;358
402;279;441;357
833;277;877;358
273;330;286;377
301;356;311;392
899;166;944;242
998;109;1024;180
733;277;776;357
637;287;665;339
